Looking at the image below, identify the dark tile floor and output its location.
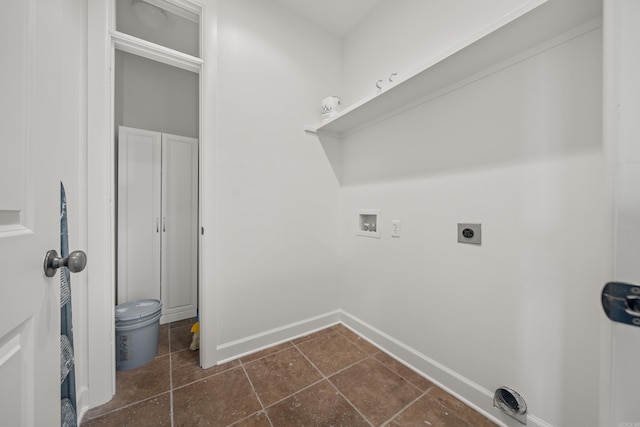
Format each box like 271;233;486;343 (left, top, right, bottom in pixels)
82;320;497;426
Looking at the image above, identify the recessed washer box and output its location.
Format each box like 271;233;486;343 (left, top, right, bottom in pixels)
357;209;380;238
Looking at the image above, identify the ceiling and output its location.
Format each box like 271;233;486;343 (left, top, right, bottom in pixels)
270;0;381;38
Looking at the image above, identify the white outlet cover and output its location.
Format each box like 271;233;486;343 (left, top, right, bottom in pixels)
391;220;401;237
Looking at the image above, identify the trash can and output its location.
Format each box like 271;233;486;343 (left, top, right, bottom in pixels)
115;299;162;371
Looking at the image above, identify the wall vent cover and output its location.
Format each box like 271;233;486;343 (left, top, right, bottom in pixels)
494;386;527;425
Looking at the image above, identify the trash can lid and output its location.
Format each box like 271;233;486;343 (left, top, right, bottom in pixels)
115;299;162;322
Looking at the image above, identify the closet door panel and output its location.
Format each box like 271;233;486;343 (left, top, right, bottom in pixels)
117;127;162;303
161;133;198;322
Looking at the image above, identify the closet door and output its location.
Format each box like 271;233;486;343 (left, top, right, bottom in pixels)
117;126;162;303
161;133;198;323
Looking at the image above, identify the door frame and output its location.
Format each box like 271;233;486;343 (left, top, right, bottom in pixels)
599;0;615;421
86;0;218;410
601;0;640;424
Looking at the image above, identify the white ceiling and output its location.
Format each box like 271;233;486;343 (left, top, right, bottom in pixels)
271;0;381;38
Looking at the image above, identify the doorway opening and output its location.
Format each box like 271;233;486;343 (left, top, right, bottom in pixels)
112;0;203;374
87;0;218;411
114;53;199;326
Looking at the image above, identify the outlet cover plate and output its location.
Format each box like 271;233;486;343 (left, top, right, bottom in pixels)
391;220;401;237
458;223;481;245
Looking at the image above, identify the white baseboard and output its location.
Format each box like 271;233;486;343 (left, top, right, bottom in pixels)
160;308;197;325
75;385;90;425
339;311;552;427
215;310;341;364
213;309;551;426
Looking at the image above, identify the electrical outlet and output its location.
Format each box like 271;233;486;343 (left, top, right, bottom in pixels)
458;223;481;245
391;220;401;237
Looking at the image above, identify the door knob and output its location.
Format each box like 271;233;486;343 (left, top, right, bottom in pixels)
43;250;87;278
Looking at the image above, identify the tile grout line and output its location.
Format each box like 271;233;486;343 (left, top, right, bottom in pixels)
235;327;344;367
89;323;493;426
84;391;170;421
238;359;275;427
332;327;382;357
84;353;173;421
326;379;375;427
368;353;427;395
248;343;327;410
224;412;270;427
95;332;387;425
379;389;431;427
171;362;238;392
168;324;175;427
291;342;375;427
293;339;371;379
229;331;368;416
293;328;437;427
334;326;430;393
365;354;436;426
259;377;327;411
336;325;435;396
239;343;295;365
432;399;475;425
365;352;486;425
83;320;185;424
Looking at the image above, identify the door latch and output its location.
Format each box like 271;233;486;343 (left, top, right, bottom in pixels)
602;282;640;327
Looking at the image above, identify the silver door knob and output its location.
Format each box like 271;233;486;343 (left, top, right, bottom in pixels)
43;250;87;277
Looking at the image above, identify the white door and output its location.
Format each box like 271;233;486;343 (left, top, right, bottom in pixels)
117;127;162;304
0;0;84;426
161;133;198;323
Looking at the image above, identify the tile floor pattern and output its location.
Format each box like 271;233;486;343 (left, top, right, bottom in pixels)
82;320;498;426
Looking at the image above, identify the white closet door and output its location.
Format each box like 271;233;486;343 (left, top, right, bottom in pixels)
117;126;162;303
161;133;198;323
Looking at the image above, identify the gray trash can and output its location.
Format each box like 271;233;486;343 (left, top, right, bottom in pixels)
115;299;162;371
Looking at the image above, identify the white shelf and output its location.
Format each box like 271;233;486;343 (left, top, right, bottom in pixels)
305;0;601;138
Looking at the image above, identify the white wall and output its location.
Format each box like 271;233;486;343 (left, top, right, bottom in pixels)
338;16;605;427
340;0;536;106
214;0;342;356
116;0;199;57
114;50;199;138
